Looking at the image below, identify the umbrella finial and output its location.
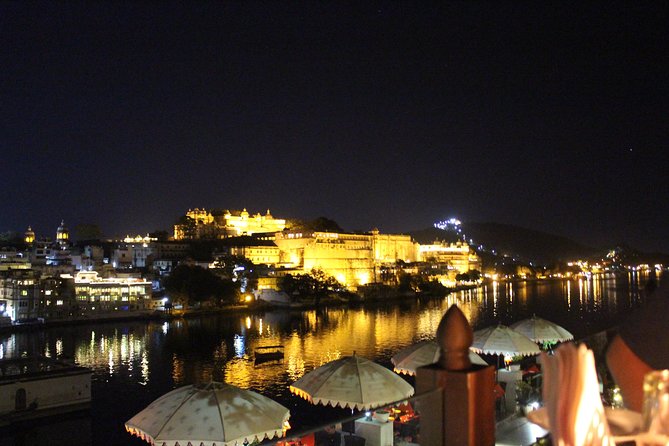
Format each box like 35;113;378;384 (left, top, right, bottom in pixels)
436;305;473;371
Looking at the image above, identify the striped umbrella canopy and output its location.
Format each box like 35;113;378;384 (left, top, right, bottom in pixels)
510;315;574;344
125;381;290;446
290;354;415;410
471;324;541;357
391;340;488;375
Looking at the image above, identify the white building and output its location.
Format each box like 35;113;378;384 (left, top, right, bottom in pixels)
73;271;152;314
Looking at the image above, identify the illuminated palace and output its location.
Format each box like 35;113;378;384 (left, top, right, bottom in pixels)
173;208;286;240
274;230;420;288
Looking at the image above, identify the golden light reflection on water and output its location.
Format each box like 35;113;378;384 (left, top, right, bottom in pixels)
222;298;483;389
516;282;528;303
507;282;514;304
73;329;151;383
492;281;500;317
0;274;657;401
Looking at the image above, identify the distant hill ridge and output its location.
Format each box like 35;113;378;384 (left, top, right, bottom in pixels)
409;222;597;264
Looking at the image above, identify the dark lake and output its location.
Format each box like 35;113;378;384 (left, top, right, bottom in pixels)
0;272;660;445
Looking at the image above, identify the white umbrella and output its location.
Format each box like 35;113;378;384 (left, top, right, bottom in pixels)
289;354;415;410
510;315;574;344
471;324;541;357
391;340;488;375
125;381;290;446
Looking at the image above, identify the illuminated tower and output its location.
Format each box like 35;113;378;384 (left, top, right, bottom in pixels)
24;226;35;245
56;220;69;247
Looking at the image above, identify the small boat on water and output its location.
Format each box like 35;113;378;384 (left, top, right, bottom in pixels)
254;345;285;364
0;356;92;425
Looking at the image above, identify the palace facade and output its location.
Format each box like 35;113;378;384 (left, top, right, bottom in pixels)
273;230;420;289
173;208;286;240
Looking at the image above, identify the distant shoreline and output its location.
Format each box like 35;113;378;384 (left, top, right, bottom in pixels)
0;284;480;334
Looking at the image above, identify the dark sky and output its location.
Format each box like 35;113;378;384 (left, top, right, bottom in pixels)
1;1;667;253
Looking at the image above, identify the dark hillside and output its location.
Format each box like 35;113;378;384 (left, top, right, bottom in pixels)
410;222;598;264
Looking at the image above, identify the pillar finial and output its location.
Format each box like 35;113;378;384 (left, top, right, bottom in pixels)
436;304;473;371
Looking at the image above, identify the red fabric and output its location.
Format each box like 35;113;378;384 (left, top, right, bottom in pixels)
493;383;505;399
523;364;540;374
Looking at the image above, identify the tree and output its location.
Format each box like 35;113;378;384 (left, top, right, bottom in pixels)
164;264;237;307
279;268;342;304
308;217;344;232
398;272;421;293
285;217;345;233
455;272;470;282
211;255;258;292
150;230;170;241
418;279;447;295
0;231;23;247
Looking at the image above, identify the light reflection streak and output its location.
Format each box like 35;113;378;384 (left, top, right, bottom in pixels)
172;355;184;385
517;282;527;303
140;351;149;384
108;350;114;375
234;334;245;358
120;334;127;365
492;281;499;318
508;282;514;304
73;328;150;379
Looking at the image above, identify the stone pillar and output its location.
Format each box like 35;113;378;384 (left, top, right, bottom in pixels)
416;305;496;446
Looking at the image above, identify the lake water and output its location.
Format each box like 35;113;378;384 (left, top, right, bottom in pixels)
0;272;660;445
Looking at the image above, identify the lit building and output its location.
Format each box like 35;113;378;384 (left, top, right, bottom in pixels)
173;208;286;240
24;226;35;245
73;271;152;313
111;246;134;269
370;229;419;264
25;222;74;270
274;230;418;289
29;239;51;266
71;245;104;271
0;248;30;271
149;241;190;261
56;220;69;248
418;240;480;273
228;243;280;266
222;209;286;237
123;234;157;244
38;276;76;320
0;269;38;322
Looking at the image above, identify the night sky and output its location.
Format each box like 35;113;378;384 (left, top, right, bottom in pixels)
1;2;667;253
